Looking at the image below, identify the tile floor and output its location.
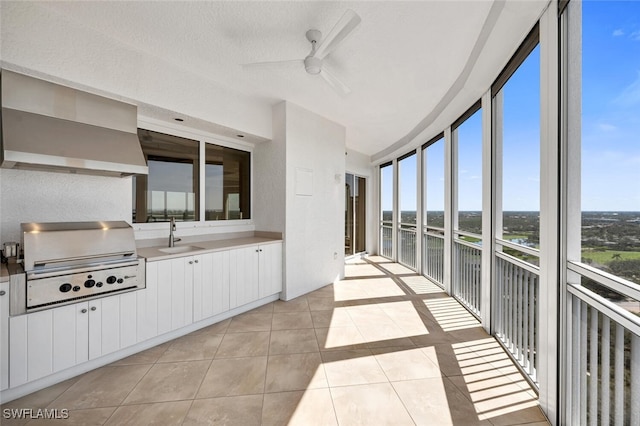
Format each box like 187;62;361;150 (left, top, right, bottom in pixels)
1;257;550;425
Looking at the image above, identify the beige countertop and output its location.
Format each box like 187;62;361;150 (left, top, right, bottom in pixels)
137;236;282;262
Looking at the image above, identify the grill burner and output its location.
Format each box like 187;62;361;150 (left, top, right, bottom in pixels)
10;221;145;315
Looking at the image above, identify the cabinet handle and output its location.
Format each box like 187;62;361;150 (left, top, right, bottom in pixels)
194;259;199;263
91;306;97;311
189;261;193;264
260;249;263;252
0;290;5;296
256;249;259;252
81;308;87;314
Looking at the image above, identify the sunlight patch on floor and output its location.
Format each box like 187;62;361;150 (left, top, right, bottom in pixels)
378;301;431;335
400;275;444;295
344;263;386;278
423;298;481;331
451;339;540;422
378;263;415;275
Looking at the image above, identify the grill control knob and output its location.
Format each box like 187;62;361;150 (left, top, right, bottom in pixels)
106;276;117;284
96;282;103;288
84;279;96;288
59;283;72;293
73;286;81;292
117;278;124;284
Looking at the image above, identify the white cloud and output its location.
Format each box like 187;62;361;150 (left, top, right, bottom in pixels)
631;31;640;41
613;29;624;37
598;122;618;132
613;71;640;106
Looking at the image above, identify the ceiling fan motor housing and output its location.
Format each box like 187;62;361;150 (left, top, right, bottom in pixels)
304;56;322;75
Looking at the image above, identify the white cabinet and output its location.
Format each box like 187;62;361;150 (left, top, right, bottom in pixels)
259;243;283;298
1;282;10;391
146;256;194;336
229;246;259;309
9;294;135;388
193;251;230;322
137;262;158;342
230;242;282;309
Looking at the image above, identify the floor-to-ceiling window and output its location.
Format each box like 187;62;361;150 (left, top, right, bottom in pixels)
380;162;394;259
422;134;445;285
564;1;640;423
492;26;541;386
345;173;366;257
398;152;417;269
452;102;483;316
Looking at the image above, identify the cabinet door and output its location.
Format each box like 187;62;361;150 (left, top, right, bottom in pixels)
1;282;9;390
119;292;137;348
155;257;194;334
53;303;88;372
259;243;283;298
174;257;194;330
138;262;159;342
195;251;230;321
10;310;54;386
229;246;259;308
9;314;28;387
89;297;121;360
156;259;174;335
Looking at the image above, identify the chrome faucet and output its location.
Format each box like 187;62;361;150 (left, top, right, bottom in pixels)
169;217;181;247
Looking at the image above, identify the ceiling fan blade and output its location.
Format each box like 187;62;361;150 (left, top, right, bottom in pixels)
314;9;361;60
320;66;351;96
241;59;303;70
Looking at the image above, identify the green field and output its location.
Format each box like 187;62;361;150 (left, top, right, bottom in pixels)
581;250;640;265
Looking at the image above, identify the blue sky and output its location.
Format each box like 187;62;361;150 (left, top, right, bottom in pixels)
582;0;640;211
383;1;639;213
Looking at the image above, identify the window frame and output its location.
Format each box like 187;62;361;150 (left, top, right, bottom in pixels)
133;117;254;232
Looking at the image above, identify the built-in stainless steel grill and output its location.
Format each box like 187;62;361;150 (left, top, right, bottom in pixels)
9;221;145;315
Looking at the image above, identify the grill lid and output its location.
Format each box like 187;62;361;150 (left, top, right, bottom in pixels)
21;221;138;271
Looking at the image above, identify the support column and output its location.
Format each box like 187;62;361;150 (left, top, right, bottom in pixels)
415;148;423;274
392;158;399;262
444;127;455;294
480;90;493;332
539;2;560;423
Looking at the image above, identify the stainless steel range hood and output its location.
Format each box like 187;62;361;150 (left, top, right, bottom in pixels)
1;70;148;177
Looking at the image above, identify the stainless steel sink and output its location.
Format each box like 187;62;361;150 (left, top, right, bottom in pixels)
158;245;203;254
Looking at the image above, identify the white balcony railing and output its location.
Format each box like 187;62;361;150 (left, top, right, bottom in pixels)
398;225;417;270
495;253;539;384
381;222;393;259
453;238;482;317
422;229;444;286
566;270;640;425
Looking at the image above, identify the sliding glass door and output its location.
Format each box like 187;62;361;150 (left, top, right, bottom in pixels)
345;173;366;256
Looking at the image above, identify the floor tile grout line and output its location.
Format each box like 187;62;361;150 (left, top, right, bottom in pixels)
190;353;218;403
179;399;195;426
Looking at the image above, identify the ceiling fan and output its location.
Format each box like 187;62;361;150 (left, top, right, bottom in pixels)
242;9;361;96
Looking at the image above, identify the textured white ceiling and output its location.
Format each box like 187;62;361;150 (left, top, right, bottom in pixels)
0;1;548;157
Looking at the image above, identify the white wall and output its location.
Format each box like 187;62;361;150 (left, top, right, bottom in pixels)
253;103;286;235
283;103;346;300
0;169;131;243
0;1;272;140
